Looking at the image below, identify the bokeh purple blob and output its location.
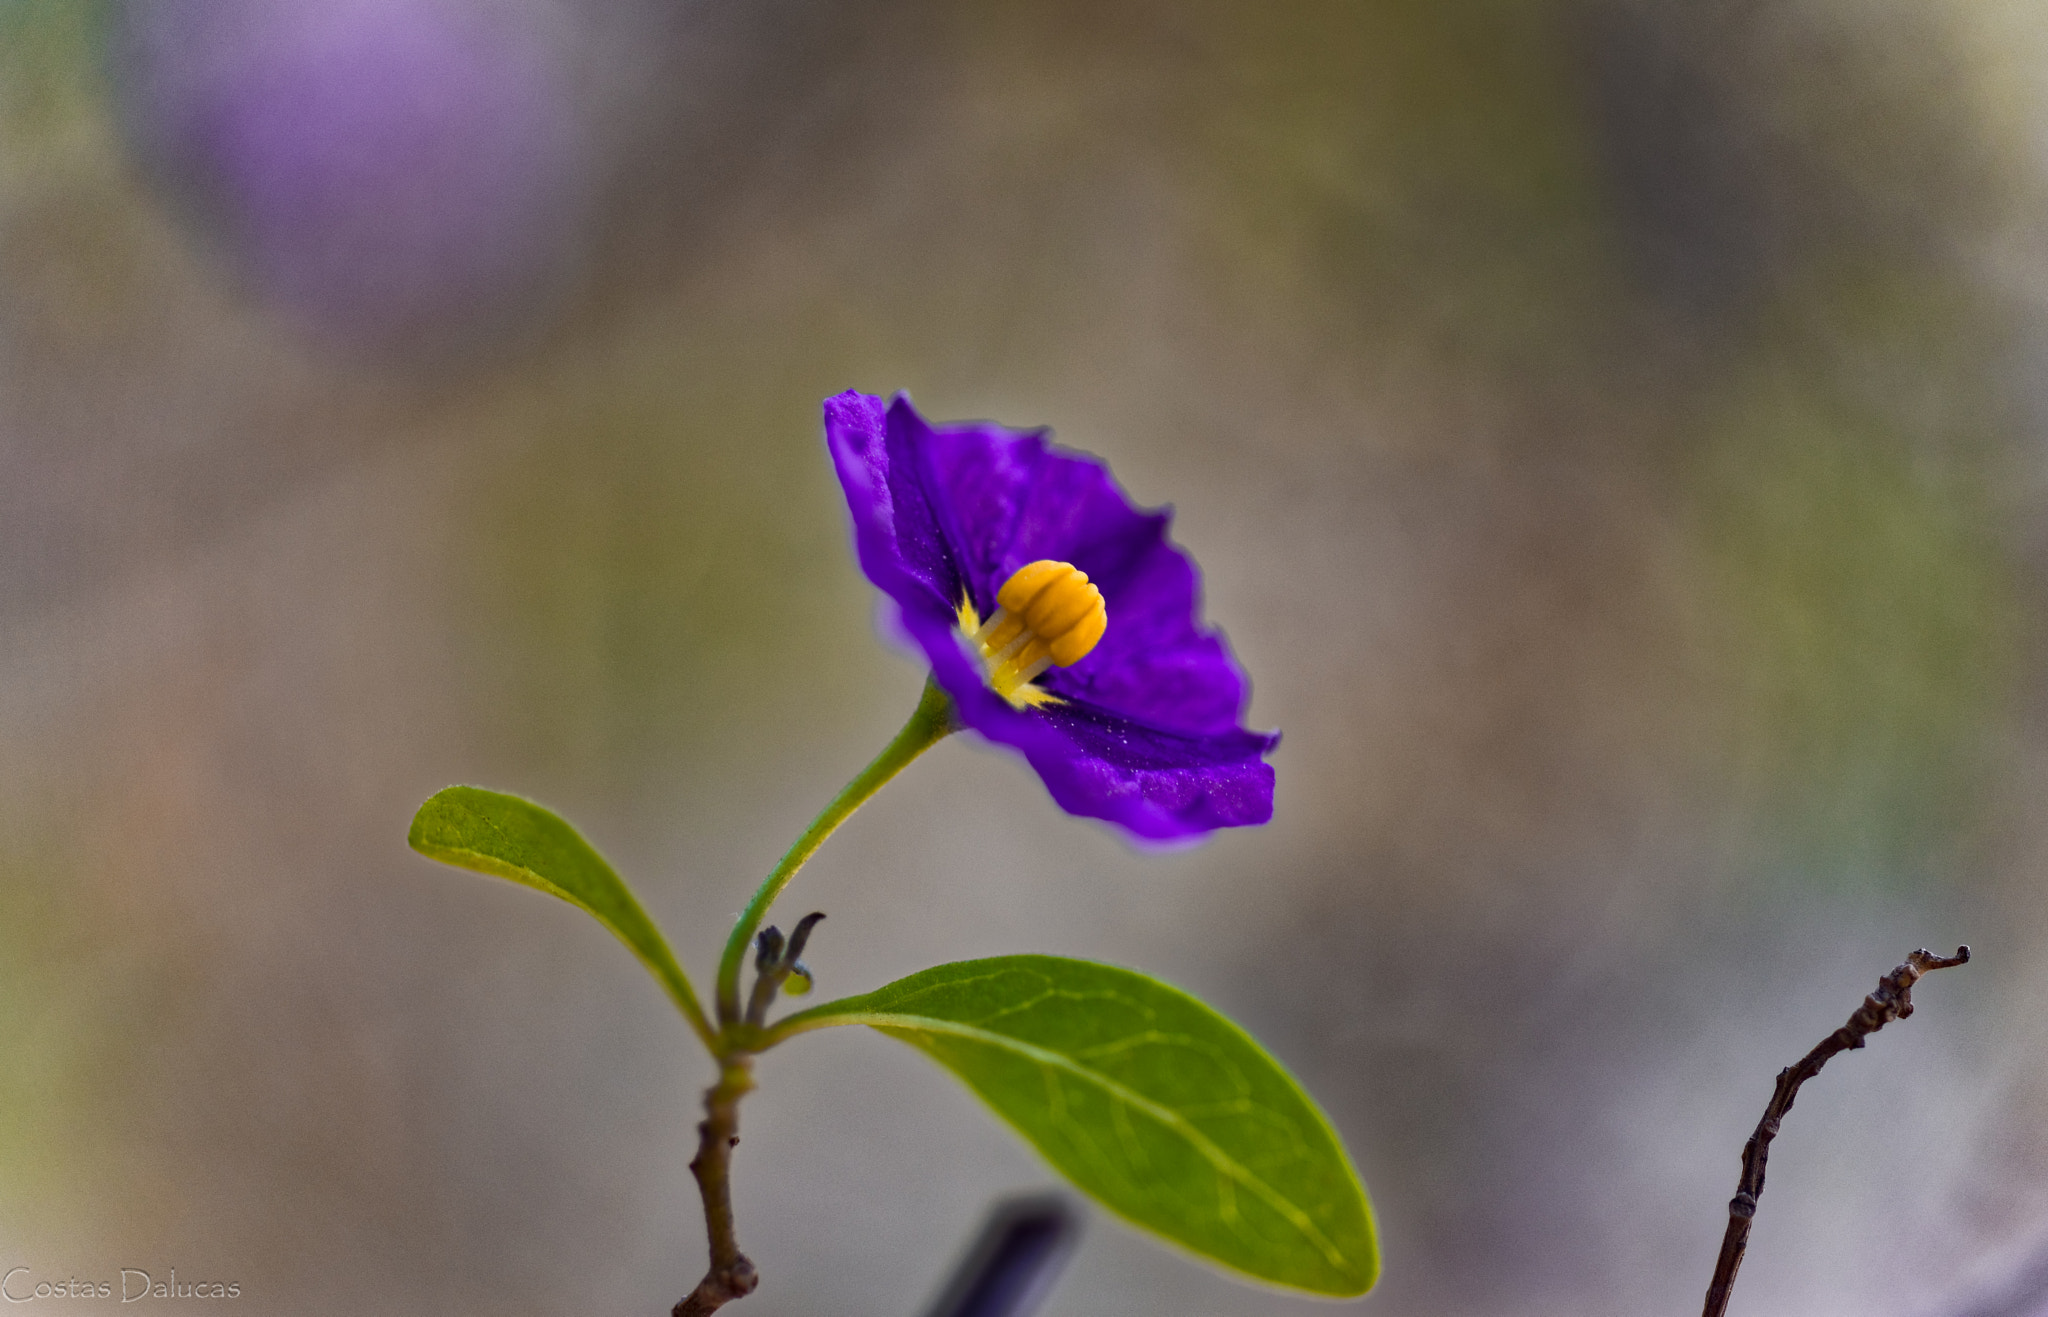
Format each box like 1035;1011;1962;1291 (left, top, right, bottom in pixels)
117;0;591;352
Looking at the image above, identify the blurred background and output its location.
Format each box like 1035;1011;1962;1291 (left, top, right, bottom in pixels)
2;1;2046;1313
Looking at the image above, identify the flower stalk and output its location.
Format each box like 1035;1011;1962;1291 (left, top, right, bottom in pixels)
712;676;955;1029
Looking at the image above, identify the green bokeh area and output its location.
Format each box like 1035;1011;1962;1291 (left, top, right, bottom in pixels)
1692;274;2024;884
452;367;882;800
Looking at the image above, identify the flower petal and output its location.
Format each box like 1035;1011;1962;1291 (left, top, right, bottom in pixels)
901;399;1046;613
1032;502;1250;738
961;695;1278;841
824;391;1278;841
824;390;966;618
914;410;1251;737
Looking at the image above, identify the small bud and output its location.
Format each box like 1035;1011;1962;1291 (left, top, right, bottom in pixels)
755;926;785;972
784;911;827;965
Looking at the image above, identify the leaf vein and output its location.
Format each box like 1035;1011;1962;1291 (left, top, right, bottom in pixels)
861;1012;1351;1271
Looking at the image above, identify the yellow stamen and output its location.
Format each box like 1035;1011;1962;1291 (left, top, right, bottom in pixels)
958;560;1108;707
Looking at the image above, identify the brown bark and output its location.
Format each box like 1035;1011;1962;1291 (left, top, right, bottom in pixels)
1701;946;1970;1317
673;1058;758;1317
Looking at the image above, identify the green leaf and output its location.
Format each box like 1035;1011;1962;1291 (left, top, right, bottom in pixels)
407;786;714;1047
771;955;1377;1295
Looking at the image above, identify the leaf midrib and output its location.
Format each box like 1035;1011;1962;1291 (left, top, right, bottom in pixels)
415;823;694;1019
789;1009;1356;1275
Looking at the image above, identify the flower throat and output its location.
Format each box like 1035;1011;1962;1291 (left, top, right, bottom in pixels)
961;560;1108;706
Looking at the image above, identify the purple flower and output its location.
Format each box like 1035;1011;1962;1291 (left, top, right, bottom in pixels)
825;391;1278;841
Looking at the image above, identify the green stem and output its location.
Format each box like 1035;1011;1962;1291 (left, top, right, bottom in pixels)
713;677;954;1034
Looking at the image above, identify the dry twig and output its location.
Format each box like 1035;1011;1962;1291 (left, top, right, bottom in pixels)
1701;945;1971;1317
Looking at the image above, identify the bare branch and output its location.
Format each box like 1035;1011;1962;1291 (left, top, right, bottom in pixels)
1701;946;1971;1317
673;1059;758;1317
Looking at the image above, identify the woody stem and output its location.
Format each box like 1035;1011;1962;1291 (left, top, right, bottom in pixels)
673;1056;757;1316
